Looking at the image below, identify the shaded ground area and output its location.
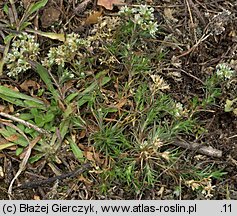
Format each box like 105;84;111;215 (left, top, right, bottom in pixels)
0;0;237;199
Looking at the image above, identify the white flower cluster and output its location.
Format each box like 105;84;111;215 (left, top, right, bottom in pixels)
119;5;159;37
173;102;184;117
62;69;75;80
42;33;90;68
5;33;39;77
216;63;235;80
150;74;170;93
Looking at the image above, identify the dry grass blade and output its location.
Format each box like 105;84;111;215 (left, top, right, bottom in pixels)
8;135;42;198
0;40;10;75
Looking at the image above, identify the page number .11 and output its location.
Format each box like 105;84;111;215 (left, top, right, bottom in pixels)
222;204;231;213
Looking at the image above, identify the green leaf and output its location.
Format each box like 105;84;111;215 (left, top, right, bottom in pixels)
59;119;70;140
3;4;9;14
30;108;39;116
17;124;25;132
4;34;15;44
210;170;227;179
35;63;60;100
63;104;74;118
29;153;44;163
78;94;94;107
76;72;111;107
65;92;79;104
0;93;27;107
19;21;32;31
26;0;48;17
0;85;45;105
19;113;34;120
16;147;24;156
71;116;86;129
24;100;46;109
68;138;84;162
44;113;55;123
35;116;45;126
0;128;28;147
79;75;110;97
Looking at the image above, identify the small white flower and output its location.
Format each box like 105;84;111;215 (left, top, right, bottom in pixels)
69;73;75;78
134;14;143;25
139;5;150;15
5;33;39;77
216;63;235;79
119;6;132;15
148;21;158;36
174;102;184;117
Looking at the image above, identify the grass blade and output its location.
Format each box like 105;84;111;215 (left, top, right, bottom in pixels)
35;63;60;100
68;138;84;162
0;85;44;104
26;0;48;16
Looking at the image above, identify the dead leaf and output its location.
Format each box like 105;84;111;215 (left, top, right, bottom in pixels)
9;104;14;113
78;143;93;151
85;11;102;25
171;56;182;68
0;9;4;19
84;151;95;162
20;80;40;91
93;151;104;165
78;130;86;140
157;186;165;197
33;195;41;200
164;8;178;23
97;0;125;10
61;80;75;97
4;84;19;92
41;6;61;28
78;175;93;185
0;153;5;158
0;105;6;112
84;148;104;165
114;98;127;109
8;135;42;195
0;138;9;145
0;166;4;178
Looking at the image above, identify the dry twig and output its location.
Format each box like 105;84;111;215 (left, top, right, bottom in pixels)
173;139;222;158
0;112;50;135
16;163;92;189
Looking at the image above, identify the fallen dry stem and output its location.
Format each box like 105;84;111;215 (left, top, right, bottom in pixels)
8;135;42;198
173;139;222;158
0;112;50;135
16;162;92;189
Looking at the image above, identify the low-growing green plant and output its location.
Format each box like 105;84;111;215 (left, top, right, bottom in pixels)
182;166;227;199
89;109;131;158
